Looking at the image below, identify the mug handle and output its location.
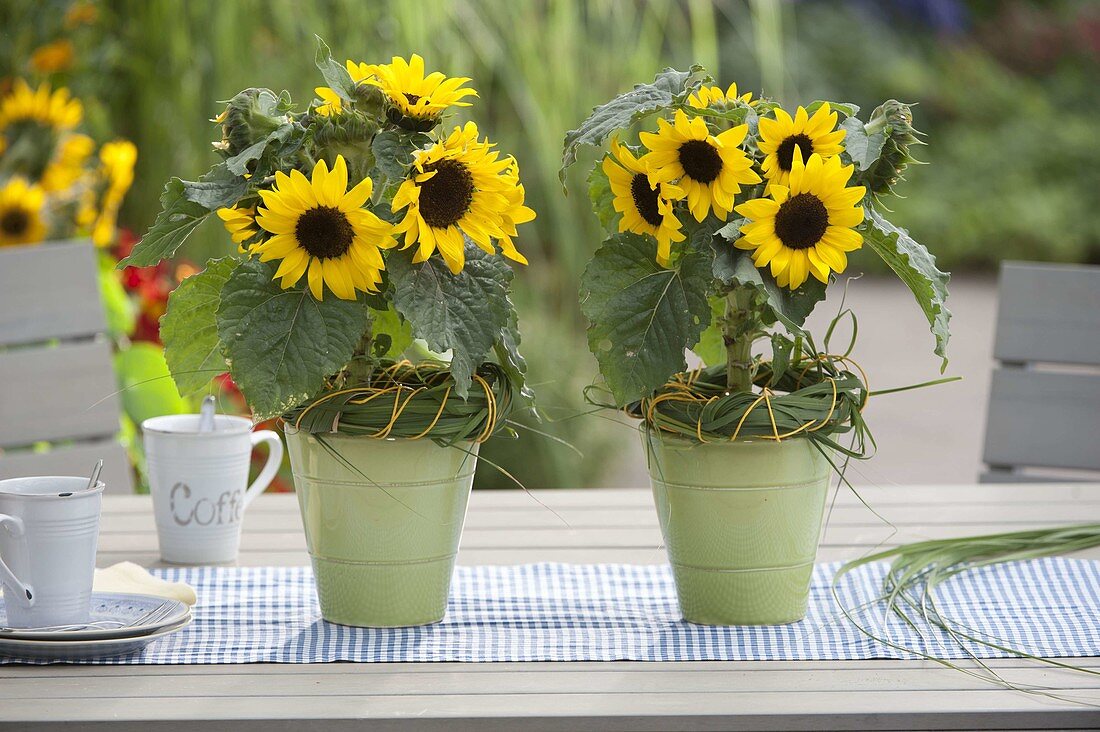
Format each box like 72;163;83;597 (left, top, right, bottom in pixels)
243;430;284;509
0;514;33;608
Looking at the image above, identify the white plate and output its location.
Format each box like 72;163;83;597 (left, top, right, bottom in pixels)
0;615;191;661
0;593;190;641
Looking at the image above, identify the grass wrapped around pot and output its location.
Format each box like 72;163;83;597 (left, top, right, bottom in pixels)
283;360;520;445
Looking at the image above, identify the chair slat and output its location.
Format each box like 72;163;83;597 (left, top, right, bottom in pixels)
993;262;1100;366
983;368;1100;472
0;240;107;346
0;440;133;494
0;339;121;448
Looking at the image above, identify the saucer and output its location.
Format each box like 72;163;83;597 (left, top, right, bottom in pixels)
0;615;191;661
0;593;190;641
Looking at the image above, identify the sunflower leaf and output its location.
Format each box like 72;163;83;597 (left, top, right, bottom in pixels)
119;178;212;268
314;35;356;102
807;100;859;118
586;162;618;233
560;65;709;186
371;129;430;193
494;306;531;399
181;163;249;211
216;259;369;419
388;243;514;399
841;116;887;171
860;207;951;370
580;232;712;404
710;240;824;330
368;305;413;359
691;296;728;367
161;257;239;396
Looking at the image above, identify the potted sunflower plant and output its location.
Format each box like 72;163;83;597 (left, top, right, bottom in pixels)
124;40;536;627
562;67;951;625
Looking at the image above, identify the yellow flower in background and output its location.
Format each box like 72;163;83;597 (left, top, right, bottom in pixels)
734;150;865;290
758;103;846;187
64;1;98;28
216;205;259;253
0;178;48;248
90;140;137;246
254;155;396;301
392;121;530;274
40;133;95;192
0;80;83;133
350;54;477;129
687;82;755;109
640;110;760;223
30;40;76;75
602;140;685;267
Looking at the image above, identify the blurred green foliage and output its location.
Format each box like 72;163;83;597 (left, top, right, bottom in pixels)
3;0;1097;488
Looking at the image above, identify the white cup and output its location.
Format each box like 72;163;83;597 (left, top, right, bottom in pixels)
0;476;105;628
143;414;283;564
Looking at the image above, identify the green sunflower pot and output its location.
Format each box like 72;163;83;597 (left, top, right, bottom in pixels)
644;431;830;625
285;428;478;627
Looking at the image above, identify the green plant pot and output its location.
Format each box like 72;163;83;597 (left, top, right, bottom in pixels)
285;428;478;627
644;431;831;626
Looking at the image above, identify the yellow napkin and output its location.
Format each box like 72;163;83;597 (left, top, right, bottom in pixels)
93;562;197;606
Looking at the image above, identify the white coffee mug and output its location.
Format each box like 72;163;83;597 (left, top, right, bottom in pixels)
143;414;283;564
0;476;105;628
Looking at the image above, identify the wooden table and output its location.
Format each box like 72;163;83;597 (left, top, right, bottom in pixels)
4;483;1100;730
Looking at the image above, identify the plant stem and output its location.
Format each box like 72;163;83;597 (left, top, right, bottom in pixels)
723;286;758;394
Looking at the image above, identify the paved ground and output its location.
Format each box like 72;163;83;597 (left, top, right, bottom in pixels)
604;275;999;488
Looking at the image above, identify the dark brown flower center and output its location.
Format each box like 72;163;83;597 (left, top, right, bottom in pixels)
0;208;29;236
630;173;663;227
678;139;723;183
295;206;354;259
774;193;828;250
418;158;474;229
776;133;814;172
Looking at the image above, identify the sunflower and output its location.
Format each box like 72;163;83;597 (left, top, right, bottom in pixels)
253;155;396;301
639;110;760;223
217;204;259;253
603;140;686;267
0;178;47;248
733;150;866;290
0;80;82;134
30;40;75;75
349;54;477;130
91;140;137;246
391;122;531;274
40;133;95;192
313;87;343;117
758;103;846;187
687;82;755;109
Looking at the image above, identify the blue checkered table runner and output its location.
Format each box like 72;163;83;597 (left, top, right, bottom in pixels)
9;558;1100;664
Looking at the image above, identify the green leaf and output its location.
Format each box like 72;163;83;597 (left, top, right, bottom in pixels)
119;178;212;268
769;332;795;386
225;122;297;177
388;243;514;398
691;296;727;367
114;343;189;426
181;163;249;211
860;207;951;370
841;116;887;171
216;259;368;419
314;35;356;101
580;232;712;404
494;307;530;398
368;305;414;359
560;65;708;184
807;100;859;118
586;161;618;232
370;128;429;194
161;257;239;395
97;252;136;338
710;234;825;329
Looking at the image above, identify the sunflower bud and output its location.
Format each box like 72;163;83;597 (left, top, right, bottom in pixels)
312;113;379;181
862;100;924;200
214;88;287;158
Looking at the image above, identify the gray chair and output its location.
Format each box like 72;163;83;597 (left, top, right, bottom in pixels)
0;240;133;492
981;261;1100;483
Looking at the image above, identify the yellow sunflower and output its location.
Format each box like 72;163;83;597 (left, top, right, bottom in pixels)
602;140;686;267
391;121;531;274
639;109;760;223
253;155;396;301
0;80;82;133
30;40;75;75
0;178;48;248
91;140;137;246
349;54;477;130
687;82;755;108
733;150;866;290
313;87;343;117
40;133;95;192
758;103;846;187
216;204;259;253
